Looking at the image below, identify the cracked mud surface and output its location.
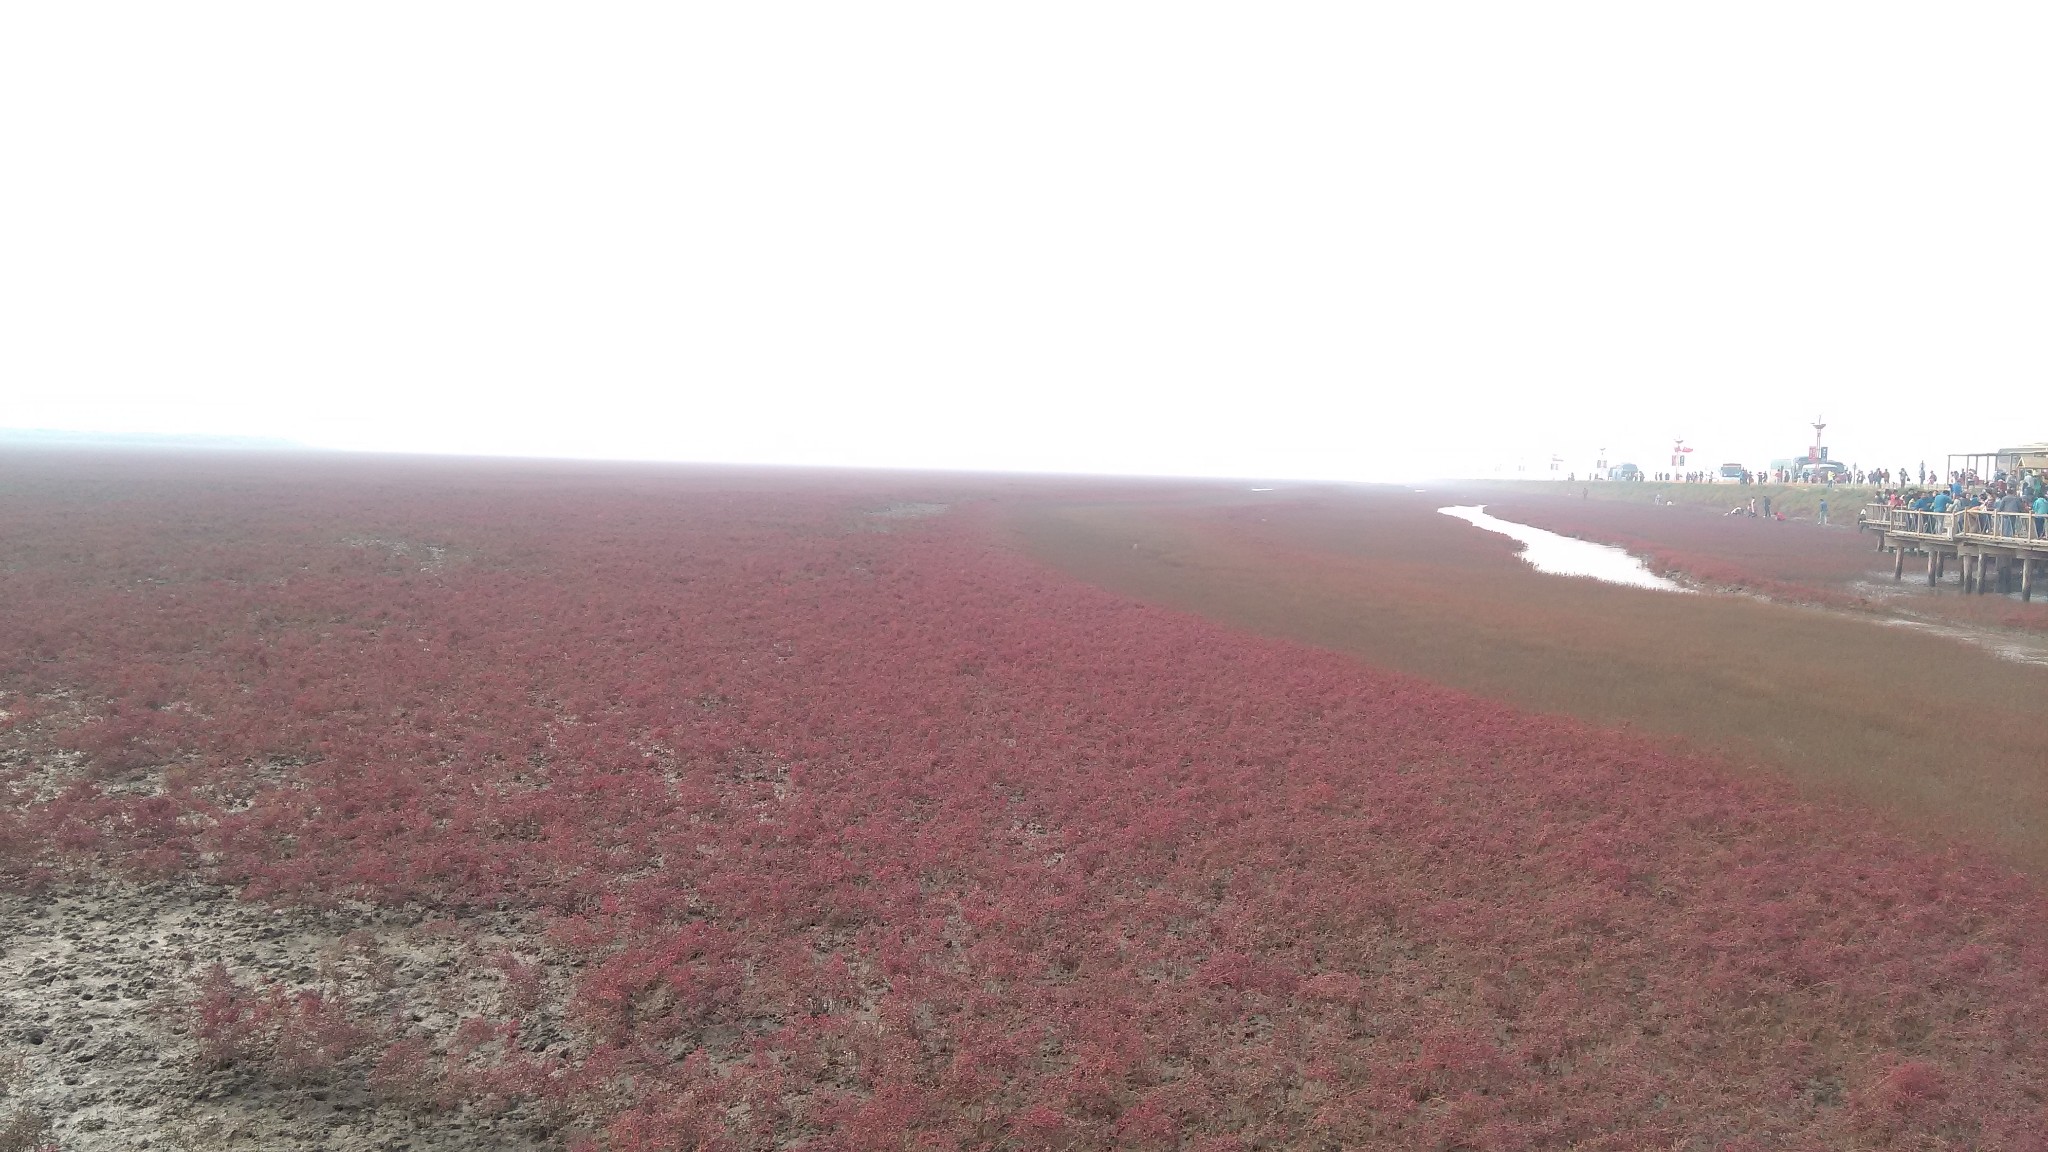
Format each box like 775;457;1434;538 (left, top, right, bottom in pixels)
0;882;565;1151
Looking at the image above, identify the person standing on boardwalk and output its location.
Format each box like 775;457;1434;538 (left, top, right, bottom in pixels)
1998;490;2025;536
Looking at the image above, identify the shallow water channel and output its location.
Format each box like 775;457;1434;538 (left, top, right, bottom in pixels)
1437;507;2048;665
1440;505;1687;592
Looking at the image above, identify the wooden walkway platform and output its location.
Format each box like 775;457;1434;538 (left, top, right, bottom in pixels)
1860;504;2048;599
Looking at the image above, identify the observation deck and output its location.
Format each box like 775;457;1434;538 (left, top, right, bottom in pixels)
1861;504;2048;599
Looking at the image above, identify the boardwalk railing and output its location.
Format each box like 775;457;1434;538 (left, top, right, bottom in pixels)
1959;508;2048;544
1879;508;1960;540
1870;504;2048;593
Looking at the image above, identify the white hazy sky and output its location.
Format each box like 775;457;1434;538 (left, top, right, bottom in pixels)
4;4;2043;481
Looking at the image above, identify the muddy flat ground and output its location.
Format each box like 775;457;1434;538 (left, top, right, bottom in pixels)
0;879;560;1152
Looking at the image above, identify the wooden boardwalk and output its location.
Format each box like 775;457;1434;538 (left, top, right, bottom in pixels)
1860;504;2048;599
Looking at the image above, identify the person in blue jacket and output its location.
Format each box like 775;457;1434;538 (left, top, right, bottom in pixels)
1909;492;1935;533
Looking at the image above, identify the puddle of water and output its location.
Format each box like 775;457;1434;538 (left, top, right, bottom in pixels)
1441;505;1688;592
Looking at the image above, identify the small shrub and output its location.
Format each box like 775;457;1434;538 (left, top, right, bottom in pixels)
189;963;370;1082
0;1107;54;1152
1876;1060;1948;1110
191;962;264;1070
269;988;369;1084
494;952;546;1017
369;1036;440;1109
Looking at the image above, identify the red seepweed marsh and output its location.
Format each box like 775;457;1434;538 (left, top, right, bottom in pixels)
3;453;2047;1149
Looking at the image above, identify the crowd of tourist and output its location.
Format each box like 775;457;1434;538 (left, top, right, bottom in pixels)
1698;466;2048;534
1662;465;1905;485
1580;459;2048;535
1881;469;2048;538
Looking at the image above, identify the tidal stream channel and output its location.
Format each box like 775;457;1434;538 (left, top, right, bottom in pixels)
1441;504;2048;665
1439;505;1688;592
